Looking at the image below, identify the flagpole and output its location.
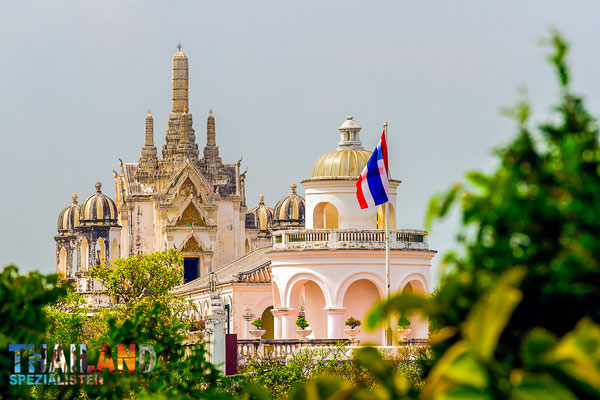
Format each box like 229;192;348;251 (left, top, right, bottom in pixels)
384;121;392;346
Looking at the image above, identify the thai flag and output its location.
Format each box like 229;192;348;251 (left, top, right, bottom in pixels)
356;130;389;209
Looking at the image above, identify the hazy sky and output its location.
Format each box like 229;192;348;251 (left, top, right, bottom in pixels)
1;1;599;283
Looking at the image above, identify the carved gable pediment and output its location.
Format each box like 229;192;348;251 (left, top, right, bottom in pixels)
176;232;212;255
161;160;217;206
177;203;203;226
169;198;216;227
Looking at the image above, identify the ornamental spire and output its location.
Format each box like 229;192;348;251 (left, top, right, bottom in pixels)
337;115;363;151
171;42;189;113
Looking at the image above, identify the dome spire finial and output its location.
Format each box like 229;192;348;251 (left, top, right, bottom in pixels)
258;194;265;204
95;182;102;193
72;193;78;204
337;115;363;150
177;42;182;51
290;183;297;194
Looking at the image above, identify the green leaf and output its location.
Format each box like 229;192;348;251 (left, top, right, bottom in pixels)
421;342;489;399
465;171;490;189
512;373;578;400
546;318;600;395
462;267;526;361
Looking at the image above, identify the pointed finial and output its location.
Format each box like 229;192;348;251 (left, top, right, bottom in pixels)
347;116;353;120
290;183;297;194
95;182;102;193
72;193;78;204
258;194;265;204
177;42;182;51
182;107;187;114
209;108;213;116
147;109;151;116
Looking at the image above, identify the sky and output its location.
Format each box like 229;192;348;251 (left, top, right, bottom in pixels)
1;1;599;284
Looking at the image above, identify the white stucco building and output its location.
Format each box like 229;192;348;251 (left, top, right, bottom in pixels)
55;45;435;345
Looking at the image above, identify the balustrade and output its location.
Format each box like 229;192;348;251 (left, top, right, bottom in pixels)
272;229;428;251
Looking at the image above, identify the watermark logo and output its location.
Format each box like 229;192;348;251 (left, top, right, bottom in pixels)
8;343;156;385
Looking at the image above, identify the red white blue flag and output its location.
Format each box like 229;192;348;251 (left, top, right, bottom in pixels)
356;130;389;209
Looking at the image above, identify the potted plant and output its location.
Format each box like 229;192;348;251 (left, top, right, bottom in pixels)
296;316;312;338
344;316;361;337
397;315;411;340
187;319;205;342
249;318;266;339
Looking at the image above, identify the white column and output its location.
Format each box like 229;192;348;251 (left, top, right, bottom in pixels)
279;308;298;339
271;309;283;339
324;308;346;339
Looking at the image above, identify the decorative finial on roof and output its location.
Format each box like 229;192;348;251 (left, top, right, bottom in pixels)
258;194;265;204
182;107;187;113
347;115;353;120
147;109;151;115
290;183;297;194
72;193;78;204
95;182;102;193
177;42;182;51
209;108;213;116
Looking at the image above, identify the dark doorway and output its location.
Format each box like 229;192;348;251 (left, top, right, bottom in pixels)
183;258;199;283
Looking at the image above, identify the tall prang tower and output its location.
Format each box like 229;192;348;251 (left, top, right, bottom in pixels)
111;43;250;282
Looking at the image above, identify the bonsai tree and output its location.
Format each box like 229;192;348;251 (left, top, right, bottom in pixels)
397;315;411;329
296;316;309;330
250;318;263;330
345;316;361;329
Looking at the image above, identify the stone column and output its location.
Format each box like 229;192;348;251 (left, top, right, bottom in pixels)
324;308;346;339
205;293;227;373
279;308;299;339
271;309;285;339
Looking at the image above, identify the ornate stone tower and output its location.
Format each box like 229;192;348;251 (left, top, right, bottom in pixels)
161;43;199;167
113;43;248;282
137;110;158;181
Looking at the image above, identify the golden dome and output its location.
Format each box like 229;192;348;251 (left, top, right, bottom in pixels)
311;149;372;178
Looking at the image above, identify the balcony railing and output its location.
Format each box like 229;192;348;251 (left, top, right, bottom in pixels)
237;338;429;366
272;229;429;251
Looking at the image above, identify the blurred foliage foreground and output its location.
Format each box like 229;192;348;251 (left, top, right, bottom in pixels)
2;31;600;399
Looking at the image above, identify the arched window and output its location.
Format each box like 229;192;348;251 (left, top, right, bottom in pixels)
72;249;78;274
81;238;89;271
377;204;396;229
58;247;66;278
111;239;119;261
313;202;339;229
97;238;106;265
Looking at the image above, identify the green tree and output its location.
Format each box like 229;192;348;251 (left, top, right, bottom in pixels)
91;249;183;303
0;266;66;399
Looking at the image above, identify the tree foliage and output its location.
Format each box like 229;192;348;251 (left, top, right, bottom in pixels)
0;266;66;399
91;249;183;303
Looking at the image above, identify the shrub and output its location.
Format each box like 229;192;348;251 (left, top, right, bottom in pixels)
189;319;205;331
397;315;411;329
344;317;361;329
296;316;309;330
251;318;263;330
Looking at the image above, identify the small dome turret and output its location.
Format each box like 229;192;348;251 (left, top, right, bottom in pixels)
273;184;305;230
80;182;118;226
246;194;274;237
57;193;80;234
